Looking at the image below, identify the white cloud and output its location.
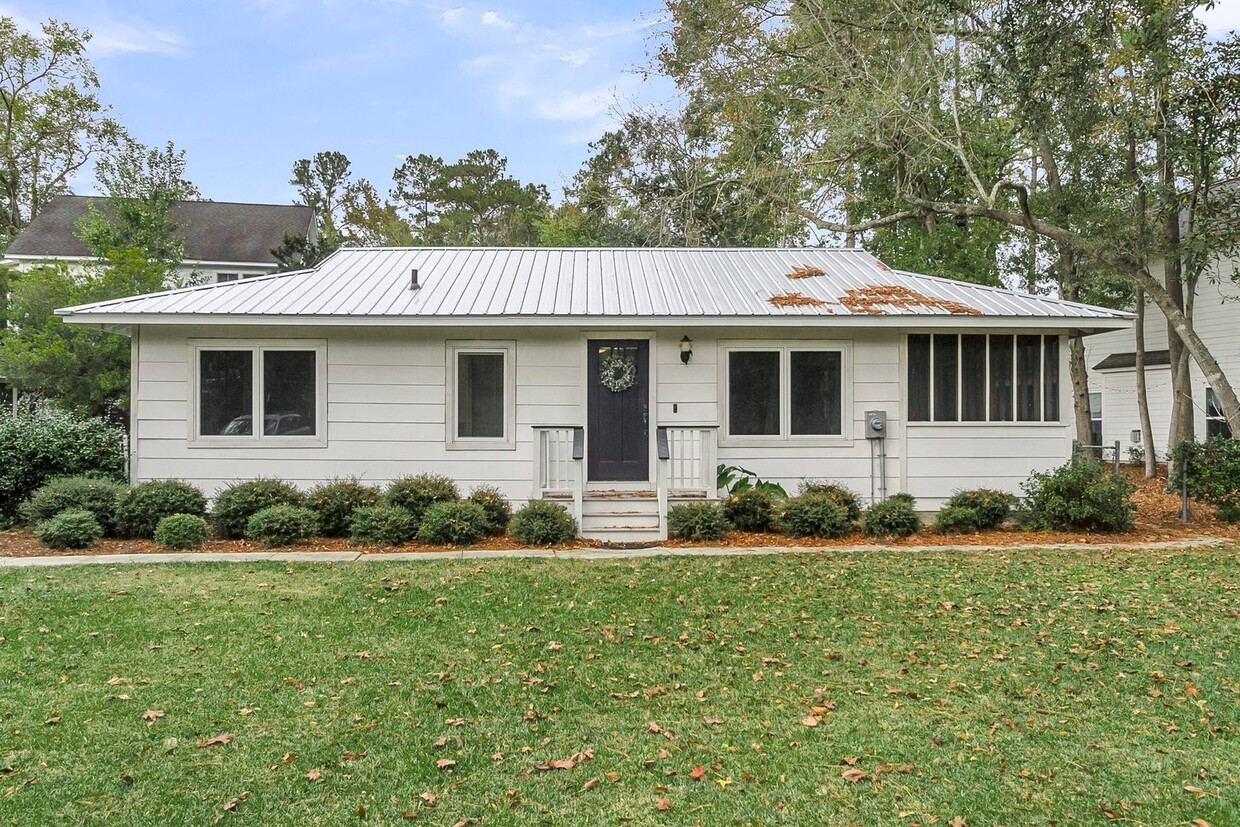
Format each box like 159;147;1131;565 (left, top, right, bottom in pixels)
480;10;513;29
0;5;186;58
1198;3;1240;36
441;6;468;25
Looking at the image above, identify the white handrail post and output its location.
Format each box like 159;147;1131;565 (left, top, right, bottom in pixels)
657;455;668;539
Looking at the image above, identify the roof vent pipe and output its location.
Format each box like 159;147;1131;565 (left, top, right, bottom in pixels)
410;268;420;290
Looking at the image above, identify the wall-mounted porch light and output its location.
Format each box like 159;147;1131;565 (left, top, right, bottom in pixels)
680;335;693;365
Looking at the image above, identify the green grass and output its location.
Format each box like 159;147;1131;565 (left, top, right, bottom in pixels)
0;548;1236;826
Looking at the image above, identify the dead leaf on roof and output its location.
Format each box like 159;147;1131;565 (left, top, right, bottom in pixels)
839;285;981;315
768;292;829;308
787;265;826;279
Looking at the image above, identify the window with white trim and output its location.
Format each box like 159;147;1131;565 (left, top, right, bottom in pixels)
1089;392;1103;445
724;345;845;439
193;341;325;443
1207;388;1231;438
447;341;515;449
908;333;1059;423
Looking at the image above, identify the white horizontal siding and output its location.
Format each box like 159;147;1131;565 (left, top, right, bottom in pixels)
904;425;1070;509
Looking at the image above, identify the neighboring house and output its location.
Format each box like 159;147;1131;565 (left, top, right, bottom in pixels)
58;247;1129;541
1084;250;1238;458
3;195;316;284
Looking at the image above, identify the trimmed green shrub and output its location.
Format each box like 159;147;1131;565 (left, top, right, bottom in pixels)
668;501;731;541
20;476;125;536
722;489;776;532
508;500;577;545
942;488;1016;529
779;492;850;538
385;474;460;524
862;493;920;538
348;504;419;545
307;479;382;537
115;480;208;539
933;504;983;535
798;481;862;523
1171;437;1240;522
154;514;210;550
36;508;102;550
418;501;489;545
1020;458;1136;532
212;479;304;539
467;485;512;535
0;403;127;527
245;504;318;547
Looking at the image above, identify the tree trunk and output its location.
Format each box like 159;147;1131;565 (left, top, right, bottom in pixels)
1069;335;1093;446
1134;288;1157;479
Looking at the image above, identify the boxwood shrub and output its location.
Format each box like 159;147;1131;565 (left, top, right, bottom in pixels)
508;500;576;545
212;479;304;539
245;504;319;547
348;504;418;545
36;509;103;550
1020;458;1136;532
467;485;512;535
722;489;776;532
385;474;459;524
154;513;210;550
798;481;862;523
862;493;920;539
1171;437;1240;522
779;492;850;538
933;504;983;535
115;480;208;539
307;479;382;537
418;500;489;545
942;488;1016;529
668;501;731;541
20;476;125;536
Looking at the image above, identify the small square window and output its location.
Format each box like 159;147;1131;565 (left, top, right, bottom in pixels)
448;342;515;449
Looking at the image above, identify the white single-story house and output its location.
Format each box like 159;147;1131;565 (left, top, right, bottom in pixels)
58;247;1130;541
1085;249;1238;458
4;195;317;284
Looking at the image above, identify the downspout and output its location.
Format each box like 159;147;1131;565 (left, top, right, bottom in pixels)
129;327;139;484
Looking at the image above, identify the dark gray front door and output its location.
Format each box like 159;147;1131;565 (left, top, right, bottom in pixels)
588;340;649;481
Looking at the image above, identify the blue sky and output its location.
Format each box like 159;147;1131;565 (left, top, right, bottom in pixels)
5;1;1238;209
3;0;672;204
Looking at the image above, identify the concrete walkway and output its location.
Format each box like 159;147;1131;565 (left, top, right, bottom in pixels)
0;537;1229;568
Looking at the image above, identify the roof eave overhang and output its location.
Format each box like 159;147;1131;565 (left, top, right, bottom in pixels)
59;312;1134;332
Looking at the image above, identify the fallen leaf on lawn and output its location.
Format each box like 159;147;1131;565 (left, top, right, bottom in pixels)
702;716;723;725
419;791;438;807
689;766;706;781
44;717;60;726
802;715;820;727
1190;820;1212;827
548;759;576;770
106;677;129;686
581;777;600;791
949;818;967;827
436;759;457;770
715;777;733;788
647;722;663;734
1183;785;1207;799
432;737;448;748
281;752;297;763
841;769;868;783
842;756;860;765
450;819;476;827
654;797;671;812
305;769;322;782
197;733;232;748
142;710;165;722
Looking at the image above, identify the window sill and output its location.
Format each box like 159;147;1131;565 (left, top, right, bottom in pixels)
446;440;516;451
719;435;853;449
188;436;328;449
905;421;1064;427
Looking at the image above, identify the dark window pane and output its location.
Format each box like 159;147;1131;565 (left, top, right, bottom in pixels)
908;334;930;422
458;352;505;438
961;334;986;421
1207;389;1232;438
989;335;1014;421
1042;336;1059;421
933;334;958;422
729;351;780;435
263;350;317;436
1016;335;1040;421
1089;392;1103;446
200;350;252;436
790;351;842;435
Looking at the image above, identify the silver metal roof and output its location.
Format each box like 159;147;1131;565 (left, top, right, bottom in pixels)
59;247;1132;328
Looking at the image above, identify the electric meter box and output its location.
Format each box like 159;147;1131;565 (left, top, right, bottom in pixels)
864;410;887;440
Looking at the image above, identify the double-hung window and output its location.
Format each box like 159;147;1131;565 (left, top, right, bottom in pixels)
724;344;847;441
193;340;325;444
448;341;515;449
908;333;1060;423
1207;388;1232;438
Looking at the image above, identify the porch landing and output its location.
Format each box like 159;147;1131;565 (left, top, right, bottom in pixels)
544;489;710;542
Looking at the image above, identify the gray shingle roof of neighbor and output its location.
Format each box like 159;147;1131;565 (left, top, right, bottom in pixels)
1093;349;1171;371
58;246;1134;328
6;195;315;264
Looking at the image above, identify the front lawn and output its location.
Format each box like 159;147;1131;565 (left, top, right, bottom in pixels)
1;548;1236;825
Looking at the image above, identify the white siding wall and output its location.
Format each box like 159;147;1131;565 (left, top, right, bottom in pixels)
1084;251;1240;456
132;324;1075;510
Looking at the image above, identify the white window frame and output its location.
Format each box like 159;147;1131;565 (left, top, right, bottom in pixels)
719;340;852;446
188;338;327;448
446;340;516;450
907;332;1062;426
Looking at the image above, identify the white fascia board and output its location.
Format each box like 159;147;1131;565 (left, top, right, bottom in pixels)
59;312;1134;332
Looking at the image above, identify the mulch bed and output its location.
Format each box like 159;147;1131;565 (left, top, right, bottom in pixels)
3;469;1237;558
